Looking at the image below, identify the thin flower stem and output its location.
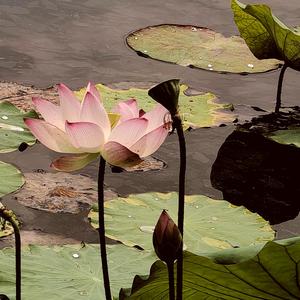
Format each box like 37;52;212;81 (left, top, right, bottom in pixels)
0;206;21;300
275;63;288;113
173;116;186;300
167;262;175;300
97;156;112;300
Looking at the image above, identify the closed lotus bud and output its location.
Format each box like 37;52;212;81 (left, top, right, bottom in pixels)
153;210;182;264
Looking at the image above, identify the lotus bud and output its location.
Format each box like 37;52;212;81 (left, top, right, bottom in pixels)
148;79;180;117
0;295;10;300
153;210;182;264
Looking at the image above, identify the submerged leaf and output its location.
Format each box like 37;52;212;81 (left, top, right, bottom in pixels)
89;192;274;254
121;238;300;299
232;0;300;70
76;83;235;129
127;24;280;73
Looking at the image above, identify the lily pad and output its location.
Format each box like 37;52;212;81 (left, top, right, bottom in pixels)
0;243;155;300
0;161;24;198
126;24;280;74
76;83;235;129
120;238;300;299
232;0;300;70
0;101;37;153
88;192;274;254
269;128;300;147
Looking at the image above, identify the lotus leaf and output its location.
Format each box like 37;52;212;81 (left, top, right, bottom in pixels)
0;244;155;300
0;101;37;153
0;161;24;198
126;24;280;73
76;83;235;128
269;128;300;147
232;0;300;70
88;192;274;254
120;238;300;299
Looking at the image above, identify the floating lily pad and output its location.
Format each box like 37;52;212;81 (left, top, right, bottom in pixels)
269;128;300;147
232;0;300;70
0;243;155;300
0;101;37;153
76;83;235;129
126;24;280;74
14;171;117;214
120;238;300;299
89;192;274;254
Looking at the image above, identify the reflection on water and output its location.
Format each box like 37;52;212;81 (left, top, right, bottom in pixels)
211;129;300;226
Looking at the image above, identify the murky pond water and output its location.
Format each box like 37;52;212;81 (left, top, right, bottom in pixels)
0;0;299;246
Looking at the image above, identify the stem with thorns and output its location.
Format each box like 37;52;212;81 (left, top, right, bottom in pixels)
97;156;112;300
173;115;186;300
167;262;175;300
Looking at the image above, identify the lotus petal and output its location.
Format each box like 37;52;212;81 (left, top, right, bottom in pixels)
130;124;169;157
24;119;80;153
58;83;81;122
113;99;139;123
51;153;99;172
32;97;65;131
80;92;111;139
86;82;101;100
143;104;170;133
65;121;104;153
102;141;142;167
108;118;148;148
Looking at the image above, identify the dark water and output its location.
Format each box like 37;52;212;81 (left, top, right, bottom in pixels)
0;0;300;109
0;0;300;243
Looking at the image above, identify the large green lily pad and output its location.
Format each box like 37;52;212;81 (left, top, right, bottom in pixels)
120;238;300;299
0;101;37;153
269;128;300;147
0;243;155;300
0;161;24;198
76;83;235;129
89;192;274;254
126;24;280;74
232;0;300;70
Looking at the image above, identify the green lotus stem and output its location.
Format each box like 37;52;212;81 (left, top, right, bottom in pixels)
167;262;175;300
275;63;288;113
0;206;21;300
97;156;112;300
173;115;186;300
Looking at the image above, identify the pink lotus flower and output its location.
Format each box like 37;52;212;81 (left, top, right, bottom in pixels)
24;83;169;171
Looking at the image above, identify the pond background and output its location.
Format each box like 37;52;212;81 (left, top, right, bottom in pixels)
0;0;299;245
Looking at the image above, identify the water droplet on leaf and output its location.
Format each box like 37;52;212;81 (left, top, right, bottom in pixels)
1;116;8;120
72;253;80;258
140;225;155;233
247;63;254;68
